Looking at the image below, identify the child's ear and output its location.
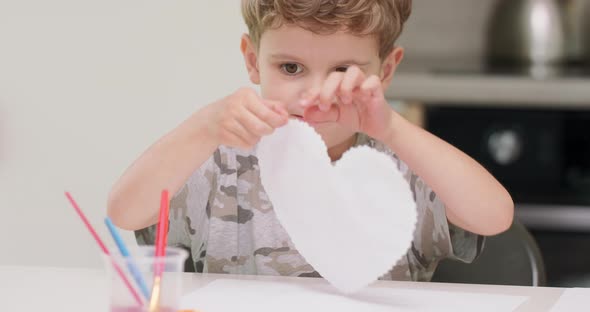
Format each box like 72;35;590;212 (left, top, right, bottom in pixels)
379;47;404;88
241;34;261;84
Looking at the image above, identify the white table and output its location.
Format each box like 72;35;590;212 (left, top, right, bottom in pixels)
0;265;567;311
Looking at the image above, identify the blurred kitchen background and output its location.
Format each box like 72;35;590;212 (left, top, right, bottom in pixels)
388;0;590;287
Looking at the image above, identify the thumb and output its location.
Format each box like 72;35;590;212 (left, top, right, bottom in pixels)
262;99;289;117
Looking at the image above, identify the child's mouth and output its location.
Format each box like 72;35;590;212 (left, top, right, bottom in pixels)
290;114;321;127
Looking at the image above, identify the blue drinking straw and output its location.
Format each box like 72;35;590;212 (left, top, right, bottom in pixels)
104;217;151;300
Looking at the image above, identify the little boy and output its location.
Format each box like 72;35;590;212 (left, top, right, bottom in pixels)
108;0;514;281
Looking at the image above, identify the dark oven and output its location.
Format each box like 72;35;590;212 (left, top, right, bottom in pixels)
424;105;590;287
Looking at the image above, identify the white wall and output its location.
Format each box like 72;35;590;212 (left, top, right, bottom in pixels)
0;1;250;268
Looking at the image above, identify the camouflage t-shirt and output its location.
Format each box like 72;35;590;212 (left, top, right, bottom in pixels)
136;134;484;281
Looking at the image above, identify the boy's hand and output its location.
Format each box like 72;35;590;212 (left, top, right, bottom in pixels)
206;87;289;150
300;66;393;142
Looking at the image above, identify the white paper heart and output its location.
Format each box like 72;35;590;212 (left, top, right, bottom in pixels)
256;119;417;293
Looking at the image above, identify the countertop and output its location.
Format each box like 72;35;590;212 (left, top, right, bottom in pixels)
385;58;590;108
0;265;574;311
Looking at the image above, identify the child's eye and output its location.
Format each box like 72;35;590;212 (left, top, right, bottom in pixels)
335;66;349;73
280;63;303;75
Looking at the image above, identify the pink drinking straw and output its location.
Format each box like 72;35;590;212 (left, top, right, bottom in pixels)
154;190;170;275
65;191;143;306
147;190;170;311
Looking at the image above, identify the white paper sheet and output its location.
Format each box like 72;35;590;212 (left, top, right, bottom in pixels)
256;120;417;293
549;288;590;311
180;279;528;312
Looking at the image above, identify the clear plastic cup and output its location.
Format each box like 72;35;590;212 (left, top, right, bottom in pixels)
102;245;188;312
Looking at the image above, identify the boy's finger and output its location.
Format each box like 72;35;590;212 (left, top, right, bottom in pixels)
262;99;289;118
245;97;288;129
226;131;254;151
359;75;384;100
261;102;289;128
228;119;259;147
340;66;365;105
236;108;274;136
319;72;344;112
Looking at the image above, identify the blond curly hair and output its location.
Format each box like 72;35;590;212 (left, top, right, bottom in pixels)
241;0;412;59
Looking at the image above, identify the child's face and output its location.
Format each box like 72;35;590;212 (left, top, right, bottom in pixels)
242;25;390;148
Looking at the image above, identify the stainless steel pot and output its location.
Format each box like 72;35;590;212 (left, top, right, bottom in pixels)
487;0;590;66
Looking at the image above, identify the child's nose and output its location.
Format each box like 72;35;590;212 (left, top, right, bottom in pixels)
287;98;305;116
307;74;328;90
301;73;327;97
